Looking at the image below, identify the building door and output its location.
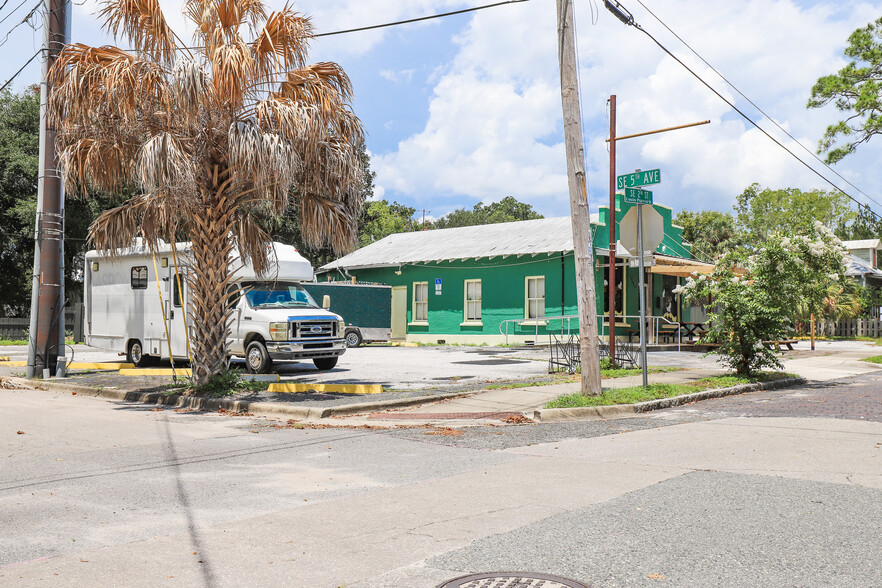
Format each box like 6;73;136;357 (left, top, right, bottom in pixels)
391;286;407;339
165;266;191;360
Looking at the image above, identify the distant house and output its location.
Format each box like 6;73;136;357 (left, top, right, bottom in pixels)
318;196;712;344
842;239;882;286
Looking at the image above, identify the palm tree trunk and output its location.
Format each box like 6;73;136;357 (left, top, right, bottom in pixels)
188;182;236;387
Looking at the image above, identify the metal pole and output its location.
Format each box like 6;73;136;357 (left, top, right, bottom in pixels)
637;203;648;386
608;94;617;366
605;120;711;143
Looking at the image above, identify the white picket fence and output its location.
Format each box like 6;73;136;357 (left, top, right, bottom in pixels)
815;318;882;338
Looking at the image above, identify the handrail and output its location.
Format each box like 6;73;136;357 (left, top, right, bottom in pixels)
499;313;681;351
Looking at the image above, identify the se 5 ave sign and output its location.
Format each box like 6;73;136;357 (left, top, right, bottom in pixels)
616;169;661;189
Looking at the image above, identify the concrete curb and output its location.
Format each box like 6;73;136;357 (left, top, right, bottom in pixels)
533;377;806;422
11;377;473;420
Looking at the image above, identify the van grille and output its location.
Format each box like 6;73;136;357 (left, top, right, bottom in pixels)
293;320;335;339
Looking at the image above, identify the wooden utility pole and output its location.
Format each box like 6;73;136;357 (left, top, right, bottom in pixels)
26;0;70;378
556;0;601;395
608;94;617;366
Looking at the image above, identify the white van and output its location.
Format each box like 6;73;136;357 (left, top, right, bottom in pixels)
84;241;347;373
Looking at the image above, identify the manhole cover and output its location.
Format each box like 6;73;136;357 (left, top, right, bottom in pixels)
451;359;530;365
437;572;590;588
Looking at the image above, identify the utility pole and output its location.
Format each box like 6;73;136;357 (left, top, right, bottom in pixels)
608;95;617;366
556;0;601;395
26;0;70;379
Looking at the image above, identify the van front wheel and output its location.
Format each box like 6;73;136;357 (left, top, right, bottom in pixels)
246;341;273;373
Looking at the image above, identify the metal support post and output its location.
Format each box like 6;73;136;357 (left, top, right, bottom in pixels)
637;203;648;386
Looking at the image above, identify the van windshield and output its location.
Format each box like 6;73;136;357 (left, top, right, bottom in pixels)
242;281;318;309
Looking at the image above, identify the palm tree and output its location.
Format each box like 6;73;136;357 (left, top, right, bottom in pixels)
48;0;364;385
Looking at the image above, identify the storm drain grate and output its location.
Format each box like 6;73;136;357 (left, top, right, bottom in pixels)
437;572;591;588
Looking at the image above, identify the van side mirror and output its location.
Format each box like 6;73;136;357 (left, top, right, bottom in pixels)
322;295;331;309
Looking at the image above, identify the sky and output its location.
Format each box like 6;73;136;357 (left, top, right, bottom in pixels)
1;0;880;222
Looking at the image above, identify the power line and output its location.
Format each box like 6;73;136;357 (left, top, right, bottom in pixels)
0;47;40;92
0;0;41;47
314;0;530;38
604;0;882;222
125;0;531;51
0;0;34;25
631;0;882;213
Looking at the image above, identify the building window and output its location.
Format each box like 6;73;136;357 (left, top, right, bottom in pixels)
131;266;148;289
413;282;428;322
525;276;545;319
173;277;185;308
464;279;481;322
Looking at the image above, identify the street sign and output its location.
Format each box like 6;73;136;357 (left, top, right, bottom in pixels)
624;187;653;205
616;168;661;190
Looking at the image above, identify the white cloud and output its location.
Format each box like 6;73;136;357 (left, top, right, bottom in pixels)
379;68;416;83
373;0;882;217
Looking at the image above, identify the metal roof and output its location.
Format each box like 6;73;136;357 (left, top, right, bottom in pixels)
845;253;882;279
320;217;587;271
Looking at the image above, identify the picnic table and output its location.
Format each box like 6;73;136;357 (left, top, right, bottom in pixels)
763;339;798;351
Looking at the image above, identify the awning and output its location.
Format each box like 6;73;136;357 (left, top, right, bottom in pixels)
647;255;716;277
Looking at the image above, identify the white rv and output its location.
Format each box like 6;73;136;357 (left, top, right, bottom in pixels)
84;241;347;373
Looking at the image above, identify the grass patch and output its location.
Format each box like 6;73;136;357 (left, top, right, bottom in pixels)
0;339;28;346
544;372;795;408
860;355;882;364
482;366;684;391
186;370;269;397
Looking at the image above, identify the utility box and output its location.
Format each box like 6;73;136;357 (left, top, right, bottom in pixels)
302;282;392;347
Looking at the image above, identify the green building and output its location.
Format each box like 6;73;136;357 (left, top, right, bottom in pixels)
318;197;712;345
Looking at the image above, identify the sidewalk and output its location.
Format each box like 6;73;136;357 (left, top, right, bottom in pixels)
346;367;727;426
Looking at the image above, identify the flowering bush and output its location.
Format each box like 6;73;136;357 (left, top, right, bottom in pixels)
675;221;847;374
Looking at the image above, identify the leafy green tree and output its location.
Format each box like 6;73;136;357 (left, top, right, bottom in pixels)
358;200;417;246
734;183;855;244
432;196;543;229
677;222;847;374
808;17;882;163
673;210;742;262
0;89;39;316
836;203;882;240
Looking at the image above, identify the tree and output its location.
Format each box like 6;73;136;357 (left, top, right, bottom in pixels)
836;203;882;240
49;0;364;386
676;222;847;375
808;17;882;163
0;89;39;317
734;183;855;244
432;196;543;229
673;210;741;262
358;200;417;246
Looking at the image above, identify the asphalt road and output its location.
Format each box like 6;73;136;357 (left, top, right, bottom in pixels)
2;372;880;587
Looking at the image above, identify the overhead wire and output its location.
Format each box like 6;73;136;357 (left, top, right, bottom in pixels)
606;0;882;222
313;0;530;38
631;0;882;213
0;0;35;25
0;47;40;92
0;0;42;47
124;0;531;51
